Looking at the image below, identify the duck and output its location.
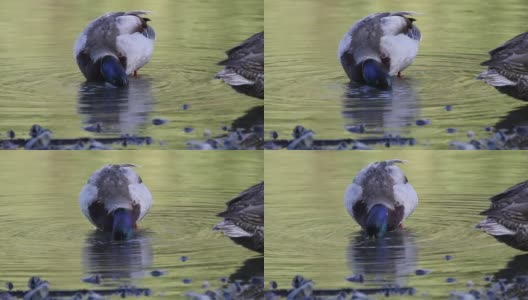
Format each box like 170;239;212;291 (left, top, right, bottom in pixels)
477;180;528;251
477;32;528;101
79;164;153;240
338;12;421;89
215;32;264;99
213;181;264;253
344;160;418;238
73;11;156;87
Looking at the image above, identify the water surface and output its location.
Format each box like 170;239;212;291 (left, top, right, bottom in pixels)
0;151;263;298
0;0;263;149
265;151;528;298
265;0;527;149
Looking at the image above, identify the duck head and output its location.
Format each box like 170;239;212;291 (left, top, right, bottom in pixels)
362;59;392;90
112;208;134;240
100;56;128;87
366;204;389;238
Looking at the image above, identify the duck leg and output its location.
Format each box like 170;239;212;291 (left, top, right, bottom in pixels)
397;71;403;78
134;70;138;77
398;223;405;229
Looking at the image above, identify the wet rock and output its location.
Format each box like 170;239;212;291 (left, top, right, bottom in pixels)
447;128;457;134
449;291;476;300
270;131;278;140
415;269;432;276
444;105;453;111
415;119;431;126
184;127;194;133
345;274;365;283
466;131;475;138
24;129;52;150
152;118;169;126
346;124;366;134
269;281;277;289
7;130;15;139
183;278;192;284
83;123;103;133
180;256;189;262
446;277;457;283
5;282;13;291
181;104;190;110
82;274;102;285
150;270;165;277
23;282;49;300
445;255;453;261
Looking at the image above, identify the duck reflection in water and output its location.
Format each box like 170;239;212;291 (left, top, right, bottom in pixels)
82;230;153;284
342;79;419;136
77;77;153;135
228;257;263;283
347;230;418;286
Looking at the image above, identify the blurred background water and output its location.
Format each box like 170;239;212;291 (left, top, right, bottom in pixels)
264;0;528;149
0;0;263;149
0;151;263;298
265;151;528;298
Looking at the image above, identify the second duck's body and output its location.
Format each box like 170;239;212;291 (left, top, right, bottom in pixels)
338;12;421;89
344;160;418;238
213;181;264;253
74;11;156;87
215;32;264;99
79;164;152;240
477;32;528;101
477;180;528;251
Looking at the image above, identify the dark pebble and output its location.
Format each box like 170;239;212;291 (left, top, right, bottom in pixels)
180;256;189;262
292;275;305;288
444;105;452;111
409;138;416;146
82;274;102;285
484;127;492;132
269;281;278;289
445;255;453;261
467;131;475;138
184;127;194;133
292;125;306;139
446;128;457;134
181;104;190;110
221;126;228;131
220;277;227;283
183;278;192;284
152;118;169;126
415;269;431;276
446;277;456;283
7;130;15;139
5;282;13;291
345;274;364;283
270;131;278;140
144;289;152;296
151;270;164;277
484;276;491;282
29;124;43;138
415;119;431;126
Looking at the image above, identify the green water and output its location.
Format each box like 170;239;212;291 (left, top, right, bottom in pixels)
0;151;263;298
265;151;528;299
264;0;528;149
0;0;263;149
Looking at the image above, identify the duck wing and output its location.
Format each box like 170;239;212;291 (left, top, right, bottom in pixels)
217;181;264;227
481;32;528;75
220;32;264;64
481;181;528;224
